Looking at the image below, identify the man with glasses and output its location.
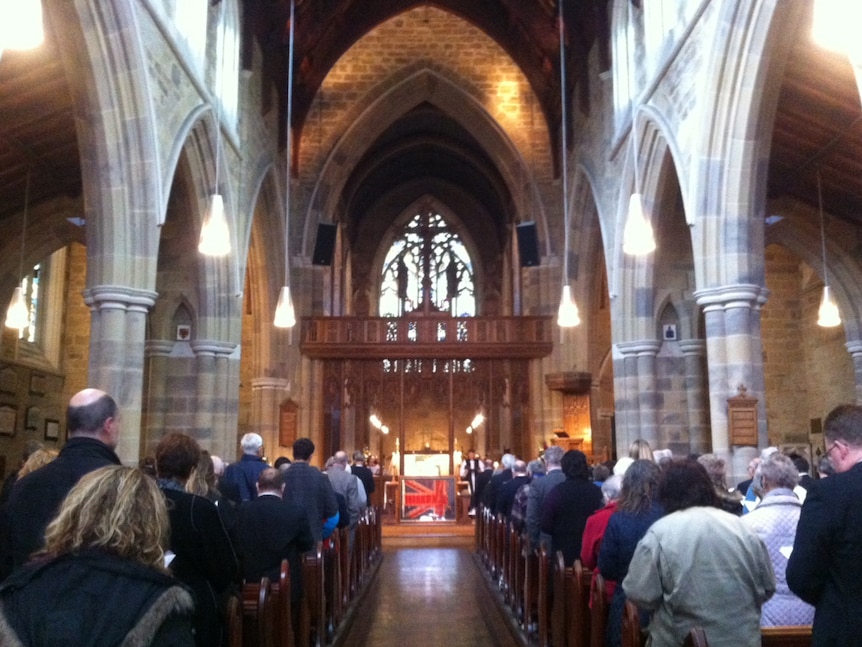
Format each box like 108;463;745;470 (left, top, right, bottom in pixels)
787;404;862;646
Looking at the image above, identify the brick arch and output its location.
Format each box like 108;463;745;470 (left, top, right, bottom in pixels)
303;67;548;260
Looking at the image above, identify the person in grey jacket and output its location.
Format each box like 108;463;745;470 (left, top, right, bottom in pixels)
526;445;565;550
741;452;814;626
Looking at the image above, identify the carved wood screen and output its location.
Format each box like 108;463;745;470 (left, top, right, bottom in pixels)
320;358;532;471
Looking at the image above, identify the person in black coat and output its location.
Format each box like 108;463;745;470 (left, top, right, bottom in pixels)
156;433;238;647
351;450;376;501
788;404;862;646
482;453;516;513
234;468;313;603
0;465;195;646
540;449;604;565
0;388;122;578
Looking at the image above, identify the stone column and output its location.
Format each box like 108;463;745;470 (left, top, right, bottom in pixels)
83;285;158;464
845;340;862;404
251;377;289;457
615;340;661;452
143;339;174;455
190;340;237;456
694;284;769;477
679;339;709;454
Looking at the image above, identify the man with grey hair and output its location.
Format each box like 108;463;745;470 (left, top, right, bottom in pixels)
222;432;269;503
325;450;362;528
526;444;566;550
482;452;516;513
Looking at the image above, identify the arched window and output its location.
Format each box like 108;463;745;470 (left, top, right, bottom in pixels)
173;0;207;72
214;0;240;127
379;210;475;317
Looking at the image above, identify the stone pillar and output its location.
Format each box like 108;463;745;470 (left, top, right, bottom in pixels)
143;340;174;455
845;340;862;404
615;340;661;453
679;339;709;454
694;284;769;477
251;377;289;457
83;285;158;464
190;340;237;455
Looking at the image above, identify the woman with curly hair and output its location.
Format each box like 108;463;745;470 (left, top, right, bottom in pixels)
0;465;195;646
598;459;664;647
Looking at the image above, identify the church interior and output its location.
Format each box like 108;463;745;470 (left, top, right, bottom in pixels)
1;0;861;489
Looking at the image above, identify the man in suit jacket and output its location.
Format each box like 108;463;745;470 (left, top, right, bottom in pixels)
234;468;313;603
526;445;566;550
281;438;339;544
788;404;862;646
1;389;122;577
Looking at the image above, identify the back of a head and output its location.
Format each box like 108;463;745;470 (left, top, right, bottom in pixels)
527;459;545;477
696;453;728;489
67;389;118;437
501;453;516;470
353;450;365;464
512;460;528;476
273;456;291;470
210;455;225;476
240;432;263;456
257;467;283;493
334;450;350;467
592;464;611;482
42;465;169;570
759;453;799;490
155;433;201;482
543;445;564;467
619;459;661;514
824;404;862;446
561;450;590;480
788;453;809;474
293;437;315;461
629;438;653;461
17;448;59;481
658;459;719;514
601;474;623;503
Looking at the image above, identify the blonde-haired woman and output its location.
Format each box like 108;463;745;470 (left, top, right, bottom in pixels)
0;466;195;646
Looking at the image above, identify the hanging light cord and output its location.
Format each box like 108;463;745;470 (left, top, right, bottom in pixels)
18;168;31;284
817;171;828;285
284;0;296;287
559;0;569;284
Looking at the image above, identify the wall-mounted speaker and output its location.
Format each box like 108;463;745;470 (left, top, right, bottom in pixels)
516;221;540;267
312;223;337;266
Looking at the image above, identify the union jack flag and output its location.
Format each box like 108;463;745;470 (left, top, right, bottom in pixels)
402;478;455;520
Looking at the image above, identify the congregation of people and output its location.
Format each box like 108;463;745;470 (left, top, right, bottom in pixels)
0;387;378;646
467;404;862;647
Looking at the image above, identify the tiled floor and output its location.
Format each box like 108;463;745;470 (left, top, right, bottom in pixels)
341;546;520;647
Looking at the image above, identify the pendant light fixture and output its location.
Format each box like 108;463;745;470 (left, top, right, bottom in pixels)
0;0;44;54
622;3;656;256
6;168;31;330
198;4;231;257
273;0;297;328
556;0;580;328
816;172;840;328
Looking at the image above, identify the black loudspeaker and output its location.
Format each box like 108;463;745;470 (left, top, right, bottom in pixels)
312;223;337;266
516;221;540;267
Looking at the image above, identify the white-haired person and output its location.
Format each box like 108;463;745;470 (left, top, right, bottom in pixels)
0;466;195;645
221;432;270;503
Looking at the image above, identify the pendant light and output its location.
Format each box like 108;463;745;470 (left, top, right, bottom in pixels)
816;172;840;327
274;0;297;328
622;3;656;256
0;0;44;54
556;0;580;328
6;169;31;330
198;5;231;256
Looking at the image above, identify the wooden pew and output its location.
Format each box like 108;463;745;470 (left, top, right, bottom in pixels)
589;572;609;647
682;627;708;647
224;593;243;647
242;577;273;647
761;626;812;647
323;533;341;633
269;560;295;647
551;550;569;647
523;545;539;634
510;530;524;619
299;544;324;647
621;600;646;647
568;560;591;647
537;545;550;647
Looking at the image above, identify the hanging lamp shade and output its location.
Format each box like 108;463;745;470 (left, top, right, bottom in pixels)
273;285;297;328
5;287;29;330
557;284;580;327
198;194;231;256
0;0;44;52
817;285;841;328
623;193;656;255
